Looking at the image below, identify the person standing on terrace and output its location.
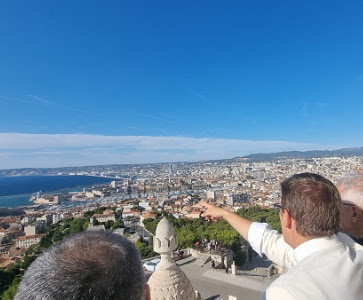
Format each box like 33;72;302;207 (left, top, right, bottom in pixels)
200;173;363;300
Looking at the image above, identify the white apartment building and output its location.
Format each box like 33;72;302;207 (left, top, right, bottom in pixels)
52;213;65;223
206;190;216;200
16;234;45;249
139;201;151;210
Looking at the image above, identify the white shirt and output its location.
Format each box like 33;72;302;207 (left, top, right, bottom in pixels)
248;223;363;300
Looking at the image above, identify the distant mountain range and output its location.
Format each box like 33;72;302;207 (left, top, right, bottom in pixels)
238;147;363;162
0;146;362;176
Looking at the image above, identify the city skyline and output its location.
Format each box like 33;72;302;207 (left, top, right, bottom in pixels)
1;1;362;169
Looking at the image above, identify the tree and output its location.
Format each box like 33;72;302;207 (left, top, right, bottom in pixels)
69;218;86;234
237;206;282;233
176;227;196;249
112;219;124;229
84;210;95;218
93;206;107;215
143;218;160;234
124;216;134;222
21;255;36;270
82;221;89;231
105;220;113;230
135;238;157;259
234;250;246;266
52;230;64;243
1;276;21;300
0;265;21;298
115;209;122;219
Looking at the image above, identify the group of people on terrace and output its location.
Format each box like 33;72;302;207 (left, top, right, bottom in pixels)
195;238;222;252
14;172;363;300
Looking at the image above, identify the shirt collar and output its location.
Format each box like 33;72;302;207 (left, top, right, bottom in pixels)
293;234;341;263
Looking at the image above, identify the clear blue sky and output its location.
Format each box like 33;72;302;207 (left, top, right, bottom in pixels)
0;1;362;168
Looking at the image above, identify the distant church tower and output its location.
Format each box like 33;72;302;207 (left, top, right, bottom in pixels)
148;218;201;300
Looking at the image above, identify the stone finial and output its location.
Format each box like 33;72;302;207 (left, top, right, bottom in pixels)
153;217;178;254
147;217;200;300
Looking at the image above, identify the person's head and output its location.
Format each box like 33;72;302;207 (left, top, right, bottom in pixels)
15;231;147;300
336;173;363;238
279;173;341;247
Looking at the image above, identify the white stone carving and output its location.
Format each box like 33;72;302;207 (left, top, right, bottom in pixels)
148;217;201;300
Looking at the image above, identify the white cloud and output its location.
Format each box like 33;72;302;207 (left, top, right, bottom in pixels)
0;133;333;169
28;95;55;105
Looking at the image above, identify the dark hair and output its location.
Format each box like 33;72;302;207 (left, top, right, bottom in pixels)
15;231;146;300
281;173;340;237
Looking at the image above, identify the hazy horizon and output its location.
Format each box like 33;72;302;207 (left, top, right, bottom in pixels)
0;138;358;170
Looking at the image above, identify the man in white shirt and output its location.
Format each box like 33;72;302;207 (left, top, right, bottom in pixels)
200;173;363;300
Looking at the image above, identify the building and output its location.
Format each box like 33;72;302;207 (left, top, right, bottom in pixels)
16;234;45;249
0;218;19;229
86;224;106;231
0;257;20;268
140;212;157;226
21;215;36;225
52;213;65;223
90;214;115;223
34;195;59;205
225;192;250;206
139;201;151;211
24;225;36;237
206;190;216;200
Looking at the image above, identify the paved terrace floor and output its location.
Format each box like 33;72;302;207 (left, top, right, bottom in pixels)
146;256;278;300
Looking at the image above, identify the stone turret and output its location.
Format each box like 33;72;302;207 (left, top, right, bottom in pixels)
148;217;201;300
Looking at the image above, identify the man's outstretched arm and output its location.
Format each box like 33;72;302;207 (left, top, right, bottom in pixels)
200;200;296;268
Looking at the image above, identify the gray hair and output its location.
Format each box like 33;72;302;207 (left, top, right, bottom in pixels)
337;173;363;209
15;231;146;300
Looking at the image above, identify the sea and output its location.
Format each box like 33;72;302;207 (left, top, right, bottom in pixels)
0;175;115;208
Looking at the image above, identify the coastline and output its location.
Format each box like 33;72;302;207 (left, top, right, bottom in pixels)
0;175;117;208
0;174;118;180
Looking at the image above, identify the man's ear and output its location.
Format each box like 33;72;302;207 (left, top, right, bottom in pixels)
145;284;151;300
281;210;293;230
352;206;362;223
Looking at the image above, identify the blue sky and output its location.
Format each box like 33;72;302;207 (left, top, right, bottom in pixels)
0;1;362;169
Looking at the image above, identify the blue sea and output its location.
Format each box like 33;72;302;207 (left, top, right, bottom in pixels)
0;175;115;208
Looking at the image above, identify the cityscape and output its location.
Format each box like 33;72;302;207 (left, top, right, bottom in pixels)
1;150;362;299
